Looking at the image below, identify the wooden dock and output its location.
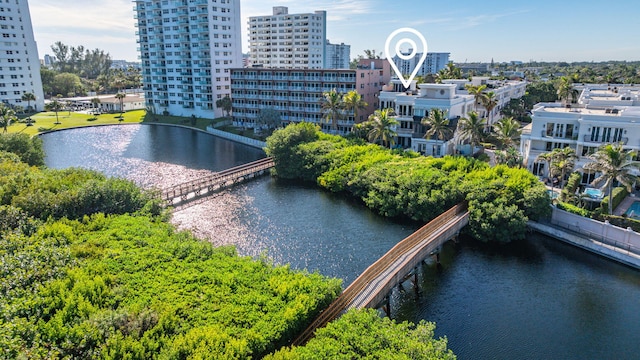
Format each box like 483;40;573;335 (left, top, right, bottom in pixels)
292;203;469;346
160;157;275;206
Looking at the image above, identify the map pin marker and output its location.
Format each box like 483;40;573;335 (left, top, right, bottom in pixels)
384;28;428;89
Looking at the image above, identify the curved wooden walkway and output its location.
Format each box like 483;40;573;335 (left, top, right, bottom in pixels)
293;203;469;346
161;157;274;206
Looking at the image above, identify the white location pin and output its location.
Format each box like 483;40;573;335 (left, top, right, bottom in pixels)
384;28;428;89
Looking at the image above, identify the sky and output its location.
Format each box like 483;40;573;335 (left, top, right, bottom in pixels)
29;0;640;64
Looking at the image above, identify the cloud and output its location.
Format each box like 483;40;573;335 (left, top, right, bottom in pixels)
452;10;531;30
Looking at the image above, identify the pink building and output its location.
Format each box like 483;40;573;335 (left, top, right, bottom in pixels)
355;59;392;123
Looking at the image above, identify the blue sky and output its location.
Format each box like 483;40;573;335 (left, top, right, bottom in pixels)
30;0;640;63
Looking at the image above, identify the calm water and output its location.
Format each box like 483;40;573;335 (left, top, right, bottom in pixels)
42;125;640;359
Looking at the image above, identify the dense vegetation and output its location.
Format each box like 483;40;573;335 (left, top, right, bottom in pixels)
1;134;456;358
266;309;455;360
266;123;551;243
41;41;141;98
0;135;344;358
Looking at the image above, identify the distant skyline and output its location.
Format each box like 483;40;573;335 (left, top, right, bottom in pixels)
30;0;640;64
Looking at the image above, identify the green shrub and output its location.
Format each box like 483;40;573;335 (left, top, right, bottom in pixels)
266;308;456;360
266;124;550;243
601;186;629;213
560;172;581;202
0;133;45;166
602;215;640;232
556;201;591;217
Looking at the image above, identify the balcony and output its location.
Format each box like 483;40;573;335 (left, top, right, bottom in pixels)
541;131;577;140
583;135;628;145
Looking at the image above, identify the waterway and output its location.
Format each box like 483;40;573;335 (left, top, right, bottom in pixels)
42;124;640;359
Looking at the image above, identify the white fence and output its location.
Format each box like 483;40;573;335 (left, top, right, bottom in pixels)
206;126;266;149
550;207;640;255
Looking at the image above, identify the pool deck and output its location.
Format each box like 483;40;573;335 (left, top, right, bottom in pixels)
614;195;638;216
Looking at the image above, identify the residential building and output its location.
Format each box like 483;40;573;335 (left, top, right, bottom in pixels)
392;52;450;76
520;84;640;183
325;40;350;69
248;6;326;69
379;77;526;156
43;54;55;67
61;93;146;113
230;68;356;133
0;0;44;111
355;58;391;123
134;0;242;118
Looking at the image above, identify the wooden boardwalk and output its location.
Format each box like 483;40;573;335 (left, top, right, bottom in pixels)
161;157;274;206
293;203;469;346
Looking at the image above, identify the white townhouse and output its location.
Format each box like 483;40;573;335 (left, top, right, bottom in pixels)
379;77;526;156
521;84;640;184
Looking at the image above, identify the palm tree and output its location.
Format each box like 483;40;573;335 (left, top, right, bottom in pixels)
556;76;578;105
583;144;640;215
536;151;555;188
90;97;101;113
342;90;368;124
0;104;17;133
465;84;488;114
422;108;452;157
115;93;126;118
492;116;521;148
549;147;577;189
320;89;344;132
21;92;36;112
458;111;484;156
367;108;398;148
482;91;498;129
45;99;64;124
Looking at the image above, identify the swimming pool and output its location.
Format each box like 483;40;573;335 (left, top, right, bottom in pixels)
584;187;604;199
625;201;640;219
546;189;559;199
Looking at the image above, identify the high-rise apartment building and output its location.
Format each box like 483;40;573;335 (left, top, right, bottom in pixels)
0;0;44;111
325;40;350;69
392;52;450;76
134;0;242;118
248;6;326;69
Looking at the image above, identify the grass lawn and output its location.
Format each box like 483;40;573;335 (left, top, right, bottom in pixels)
7;110;146;136
140;113;223;131
6;110;265;142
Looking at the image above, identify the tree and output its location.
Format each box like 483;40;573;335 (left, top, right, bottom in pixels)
556;76;578;105
367;108;398;148
492;116;521;148
422;108;452;157
549;147;577;189
583;144;640;214
255;107;281;130
45;99;64;124
320;89;344;132
216;96;232;117
115;93;126;118
465;84;488;113
90;97;101;113
342;90;367;123
0;103;17;133
458;111;484;156
363;49;382;59
435;62;462;83
52;72;83;97
482;90;498;128
266;309;456;360
495;147;523;167
21;92;37;112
